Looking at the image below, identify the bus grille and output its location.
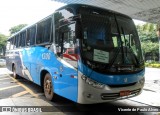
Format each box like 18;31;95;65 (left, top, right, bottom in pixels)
101;89;141;100
107;82;137;88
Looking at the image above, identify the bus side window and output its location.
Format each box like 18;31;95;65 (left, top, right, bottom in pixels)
26;30;30;46
15;34;20;48
57;23;77;62
36;18;51;44
20;31;26;47
27;26;36;46
55;31;64;57
55;30;67;57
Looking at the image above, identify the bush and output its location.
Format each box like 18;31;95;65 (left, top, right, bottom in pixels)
145;62;160;68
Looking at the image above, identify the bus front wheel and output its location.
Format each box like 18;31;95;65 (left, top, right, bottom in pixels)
44;73;54;101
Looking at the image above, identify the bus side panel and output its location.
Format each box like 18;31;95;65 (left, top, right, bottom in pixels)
16;50;24;77
29;47;40;84
21;46;78;102
6;51;14;71
54;63;78;103
37;47;78;102
22;48;34;81
6;49;24;77
22;47;42;84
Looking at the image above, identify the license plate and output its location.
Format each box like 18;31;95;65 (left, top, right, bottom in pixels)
120;90;131;96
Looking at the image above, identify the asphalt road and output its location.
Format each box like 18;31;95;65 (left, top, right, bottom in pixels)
0;67;159;115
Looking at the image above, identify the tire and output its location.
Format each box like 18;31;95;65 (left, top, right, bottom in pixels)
43;73;54;101
12;65;17;79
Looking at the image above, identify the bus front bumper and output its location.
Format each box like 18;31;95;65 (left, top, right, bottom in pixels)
77;73;145;104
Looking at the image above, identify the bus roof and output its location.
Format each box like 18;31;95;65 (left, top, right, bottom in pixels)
56;3;132;19
8;3;132;40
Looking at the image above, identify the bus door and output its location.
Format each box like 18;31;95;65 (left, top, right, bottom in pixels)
56;23;78;101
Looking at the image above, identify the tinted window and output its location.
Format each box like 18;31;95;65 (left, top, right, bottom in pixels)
54;8;74;29
56;23;76;55
19;31;26;47
36;18;51;44
15;35;20;48
27;26;36;46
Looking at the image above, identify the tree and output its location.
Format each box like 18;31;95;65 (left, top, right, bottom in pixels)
0;33;7;56
157;28;160;62
136;23;159;61
136;23;157;42
141;41;159;61
9;24;27;35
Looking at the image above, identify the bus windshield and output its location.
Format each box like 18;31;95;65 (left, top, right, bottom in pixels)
80;8;144;73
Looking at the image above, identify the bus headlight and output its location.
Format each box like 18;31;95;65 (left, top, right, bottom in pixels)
81;75;104;89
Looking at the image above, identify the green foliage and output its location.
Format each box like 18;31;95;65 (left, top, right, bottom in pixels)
9;24;27;35
141;42;159;54
0;33;7;56
136;23;159;62
145;62;160;68
136;23;158;42
0;33;7;48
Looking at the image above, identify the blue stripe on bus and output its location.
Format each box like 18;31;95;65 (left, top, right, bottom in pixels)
78;62;145;85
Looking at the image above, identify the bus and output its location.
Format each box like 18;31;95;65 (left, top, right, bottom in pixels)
6;4;145;104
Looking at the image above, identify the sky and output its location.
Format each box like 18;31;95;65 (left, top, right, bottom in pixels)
0;0;145;36
0;0;65;35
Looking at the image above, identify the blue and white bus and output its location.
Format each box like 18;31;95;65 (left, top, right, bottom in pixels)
6;4;145;104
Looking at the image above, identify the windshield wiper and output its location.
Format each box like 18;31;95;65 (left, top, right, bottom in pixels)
114;15;125;64
121;27;128;59
109;14;125;68
109;47;121;68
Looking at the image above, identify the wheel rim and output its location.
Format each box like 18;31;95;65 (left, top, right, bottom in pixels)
44;73;54;101
44;79;52;95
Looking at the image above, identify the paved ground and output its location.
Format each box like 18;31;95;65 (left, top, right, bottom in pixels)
129;68;160;106
0;67;160;115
